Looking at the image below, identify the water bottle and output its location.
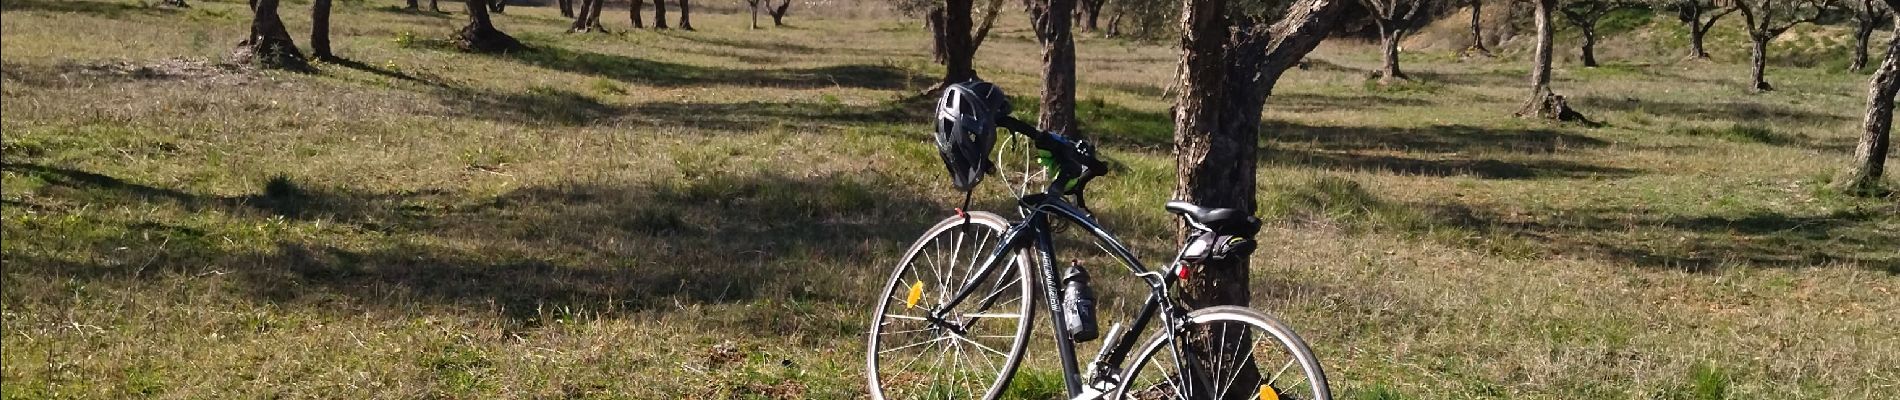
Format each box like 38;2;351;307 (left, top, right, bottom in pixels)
1063;261;1099;342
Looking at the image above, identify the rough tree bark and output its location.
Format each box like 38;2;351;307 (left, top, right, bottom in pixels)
236;0;307;70
1839;24;1899;195
458;0;522;52
430;0;440;12
1517;0;1589;122
1175;0;1342;310
654;0;669;29
407;0;420;10
678;0;694;30
1748;34;1771;90
558;0;572;17
936;0;978;85
770;0;790;26
312;0;334;61
631;0;644;28
1028;0;1079;136
1376;21;1407;82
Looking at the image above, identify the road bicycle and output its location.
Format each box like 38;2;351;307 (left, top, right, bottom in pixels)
865;115;1330;400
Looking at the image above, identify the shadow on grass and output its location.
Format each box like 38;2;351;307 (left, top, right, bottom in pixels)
1266;149;1640;179
324;57;451;87
370;5;453;18
1267;122;1611;154
499;45;927;90
0;0;177;17
1491;207;1900;273
1575;96;1853;127
2;162;942;329
621;99;921;131
1258;176;1899;273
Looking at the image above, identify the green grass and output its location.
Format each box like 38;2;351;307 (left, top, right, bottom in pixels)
3;0;1899;399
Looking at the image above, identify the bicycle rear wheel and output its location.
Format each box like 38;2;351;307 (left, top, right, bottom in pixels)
1117;306;1330;400
867;211;1035;400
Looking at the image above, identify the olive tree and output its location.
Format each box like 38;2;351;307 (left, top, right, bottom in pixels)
1360;0;1431;83
1733;0;1837;92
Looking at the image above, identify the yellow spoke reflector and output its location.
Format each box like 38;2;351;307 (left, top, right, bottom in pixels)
905;281;924;309
1260;386;1280;400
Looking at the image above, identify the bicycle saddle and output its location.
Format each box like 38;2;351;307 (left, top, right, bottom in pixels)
1165;201;1260;235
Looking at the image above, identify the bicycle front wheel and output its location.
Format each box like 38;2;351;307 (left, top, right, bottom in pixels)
866;211;1035;400
1117;306;1330;400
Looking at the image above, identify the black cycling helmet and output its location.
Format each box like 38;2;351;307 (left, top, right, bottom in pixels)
935;80;1011;192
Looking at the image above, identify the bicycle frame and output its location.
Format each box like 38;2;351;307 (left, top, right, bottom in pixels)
930;193;1200;399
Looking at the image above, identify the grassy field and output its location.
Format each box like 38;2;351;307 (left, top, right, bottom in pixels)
3;0;1897;398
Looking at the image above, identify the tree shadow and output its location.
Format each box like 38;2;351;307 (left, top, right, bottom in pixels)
371;5;454;18
498;45;927;90
620;99;921;131
1265;121;1611;154
1;0;178;17
3;162;947;327
324;57;451;87
1265;148;1640;179
1271;93;1432;114
1488;207;1900;273
1573;96;1853;127
434;85;619;126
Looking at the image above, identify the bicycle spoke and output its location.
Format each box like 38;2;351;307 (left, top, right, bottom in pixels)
1269;357;1295;387
879;335;953;354
950;334;1008;358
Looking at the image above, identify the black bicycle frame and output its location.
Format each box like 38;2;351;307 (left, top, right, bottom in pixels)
930;193;1197;398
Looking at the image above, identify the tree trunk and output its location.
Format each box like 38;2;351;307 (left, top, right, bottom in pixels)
1378;22;1405;83
311;0;334;61
489;0;505;13
1106;12;1121;37
631;0;643;28
1750;35;1772;91
430;0;439;12
1466;0;1491;56
1689;21;1711;59
558;0;571;17
1174;0;1244;311
589;0;605;30
1174;0;1341;309
770;0;788;26
407;0;419;10
1030;0;1079;136
678;0;694;30
929;8;948;63
458;0;521;52
1853;18;1877;71
939;0;977;85
750;0;760;29
571;0;593;31
237;0;307;70
1580;28;1597;68
1839;28;1900;195
654;0;668;29
1516;0;1587;122
1079;0;1101;33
